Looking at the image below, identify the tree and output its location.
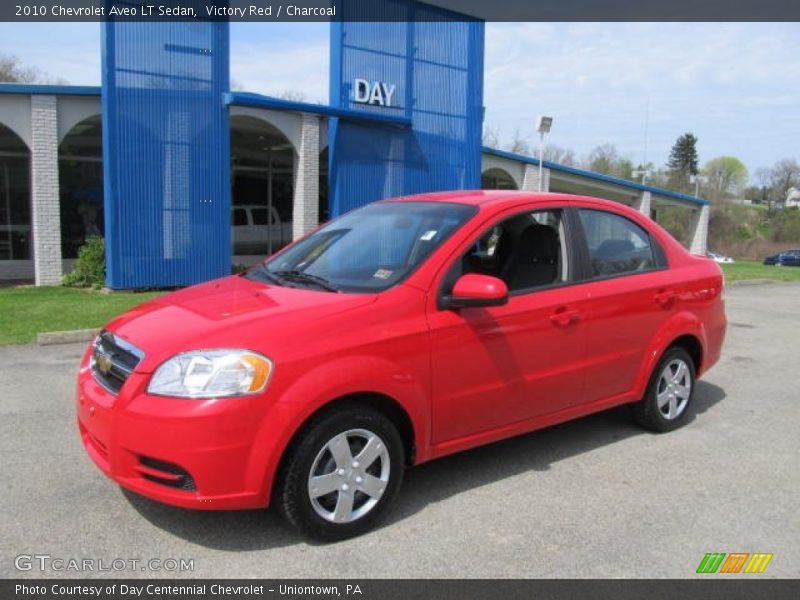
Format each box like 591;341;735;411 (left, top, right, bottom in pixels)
666;133;699;193
278;90;307;102
543;144;576;166
702;156;748;201
506;128;530;155
482;124;499;148
585;144;620;175
0;53;66;84
0;54;38;83
584;144;633;179
762;158;800;204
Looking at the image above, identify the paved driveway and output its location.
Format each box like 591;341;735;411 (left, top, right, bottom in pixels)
1;283;798;578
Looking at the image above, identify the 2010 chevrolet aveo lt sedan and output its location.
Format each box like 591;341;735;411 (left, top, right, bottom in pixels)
77;191;726;540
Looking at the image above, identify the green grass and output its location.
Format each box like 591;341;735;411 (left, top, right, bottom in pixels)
721;260;800;283
0;286;164;345
1;263;796;345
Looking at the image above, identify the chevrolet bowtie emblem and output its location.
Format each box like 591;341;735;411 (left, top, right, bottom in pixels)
96;353;112;374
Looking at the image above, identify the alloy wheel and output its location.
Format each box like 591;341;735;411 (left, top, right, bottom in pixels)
656;358;692;420
307;428;390;523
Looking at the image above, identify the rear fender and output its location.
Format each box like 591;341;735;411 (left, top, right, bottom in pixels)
631;310;707;401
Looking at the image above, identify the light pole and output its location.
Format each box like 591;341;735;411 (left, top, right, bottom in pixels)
536;115;553;192
692;174;704;197
632;168;652;186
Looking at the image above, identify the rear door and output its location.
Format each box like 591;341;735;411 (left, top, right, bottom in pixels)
574;206;675;404
427;205;591;444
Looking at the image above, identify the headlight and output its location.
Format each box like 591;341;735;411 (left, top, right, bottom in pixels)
147;350;273;398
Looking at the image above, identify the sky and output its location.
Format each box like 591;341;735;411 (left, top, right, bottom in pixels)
1;21;798;178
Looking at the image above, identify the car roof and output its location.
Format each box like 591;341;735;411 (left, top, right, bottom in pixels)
384;190;536;207
382;189;634;211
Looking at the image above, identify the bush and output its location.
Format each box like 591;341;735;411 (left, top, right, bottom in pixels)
62;236;105;289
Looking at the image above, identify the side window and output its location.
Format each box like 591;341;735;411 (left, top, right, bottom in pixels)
445;209;569;294
232;208;248;227
578;209;656;277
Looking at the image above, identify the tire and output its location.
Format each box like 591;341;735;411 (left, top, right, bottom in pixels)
632;346;696;433
273;404;405;541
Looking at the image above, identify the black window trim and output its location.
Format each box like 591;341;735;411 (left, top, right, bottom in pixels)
570;206;669;284
436;203;584;309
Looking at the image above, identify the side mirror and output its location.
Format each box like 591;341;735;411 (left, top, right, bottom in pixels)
444;274;508;309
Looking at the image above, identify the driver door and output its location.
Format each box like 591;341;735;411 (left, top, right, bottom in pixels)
427;206;590;445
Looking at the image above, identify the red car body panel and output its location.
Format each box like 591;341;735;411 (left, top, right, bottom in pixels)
76;192;726;510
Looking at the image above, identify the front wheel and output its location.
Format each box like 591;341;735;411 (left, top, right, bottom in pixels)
273;405;405;541
632;347;696;433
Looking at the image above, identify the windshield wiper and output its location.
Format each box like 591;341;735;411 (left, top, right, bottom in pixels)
273;270;339;292
247;264;284;286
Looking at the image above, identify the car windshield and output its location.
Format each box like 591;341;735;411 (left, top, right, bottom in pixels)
246;201;477;292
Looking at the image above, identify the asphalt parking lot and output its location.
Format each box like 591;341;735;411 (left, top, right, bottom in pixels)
1;282;798;579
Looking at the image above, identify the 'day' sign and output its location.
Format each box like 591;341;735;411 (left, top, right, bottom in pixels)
353;79;397;107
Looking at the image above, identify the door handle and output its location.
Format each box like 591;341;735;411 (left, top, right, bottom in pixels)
550;308;580;327
654;290;676;307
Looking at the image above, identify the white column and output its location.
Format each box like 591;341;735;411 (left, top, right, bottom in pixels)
521;163;550;192
689;204;710;255
30;95;62;285
292;113;320;240
634;191;652;218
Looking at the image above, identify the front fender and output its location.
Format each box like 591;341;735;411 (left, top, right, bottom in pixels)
630;310;707;400
243;354;430;505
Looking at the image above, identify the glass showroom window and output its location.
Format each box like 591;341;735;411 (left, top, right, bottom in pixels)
59;115;104;259
481;168;518;190
230;115;295;257
0;124;31;261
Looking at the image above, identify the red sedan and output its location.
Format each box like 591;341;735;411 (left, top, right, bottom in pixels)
77;191;726;540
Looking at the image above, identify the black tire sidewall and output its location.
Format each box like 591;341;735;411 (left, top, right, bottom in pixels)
278;406;405;541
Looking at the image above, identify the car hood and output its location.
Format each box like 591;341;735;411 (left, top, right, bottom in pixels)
105;275;377;373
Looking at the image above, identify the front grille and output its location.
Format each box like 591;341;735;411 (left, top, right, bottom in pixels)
91;331;144;394
138;456;197;491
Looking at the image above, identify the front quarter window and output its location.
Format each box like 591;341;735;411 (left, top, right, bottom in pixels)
247;201;476;293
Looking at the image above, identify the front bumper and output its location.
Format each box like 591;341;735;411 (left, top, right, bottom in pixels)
76;347;272;510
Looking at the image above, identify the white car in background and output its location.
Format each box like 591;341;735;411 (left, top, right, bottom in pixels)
232;205;292;255
707;251;734;264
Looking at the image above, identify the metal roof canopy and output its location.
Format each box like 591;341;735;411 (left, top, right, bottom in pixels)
482;146;709;207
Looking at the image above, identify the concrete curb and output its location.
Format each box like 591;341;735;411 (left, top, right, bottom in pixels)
37;328;99;346
728;278;790;287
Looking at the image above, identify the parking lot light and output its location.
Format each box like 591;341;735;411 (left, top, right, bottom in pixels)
536;115;553;192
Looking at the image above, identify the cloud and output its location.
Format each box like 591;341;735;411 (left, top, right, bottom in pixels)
1;21;797;173
230;24;329;102
483;22;800;171
0;23;101;84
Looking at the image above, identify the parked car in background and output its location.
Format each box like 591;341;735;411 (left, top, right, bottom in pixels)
707;252;734;264
77;192;726;541
232;204;293;255
763;250;800;267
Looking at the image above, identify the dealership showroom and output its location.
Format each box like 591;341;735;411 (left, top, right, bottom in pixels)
0;14;709;288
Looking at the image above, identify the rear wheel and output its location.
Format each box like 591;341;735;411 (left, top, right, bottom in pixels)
632;346;695;432
274;405;404;541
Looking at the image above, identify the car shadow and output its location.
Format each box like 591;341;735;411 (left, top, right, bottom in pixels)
122;380;726;550
388;380;726;527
